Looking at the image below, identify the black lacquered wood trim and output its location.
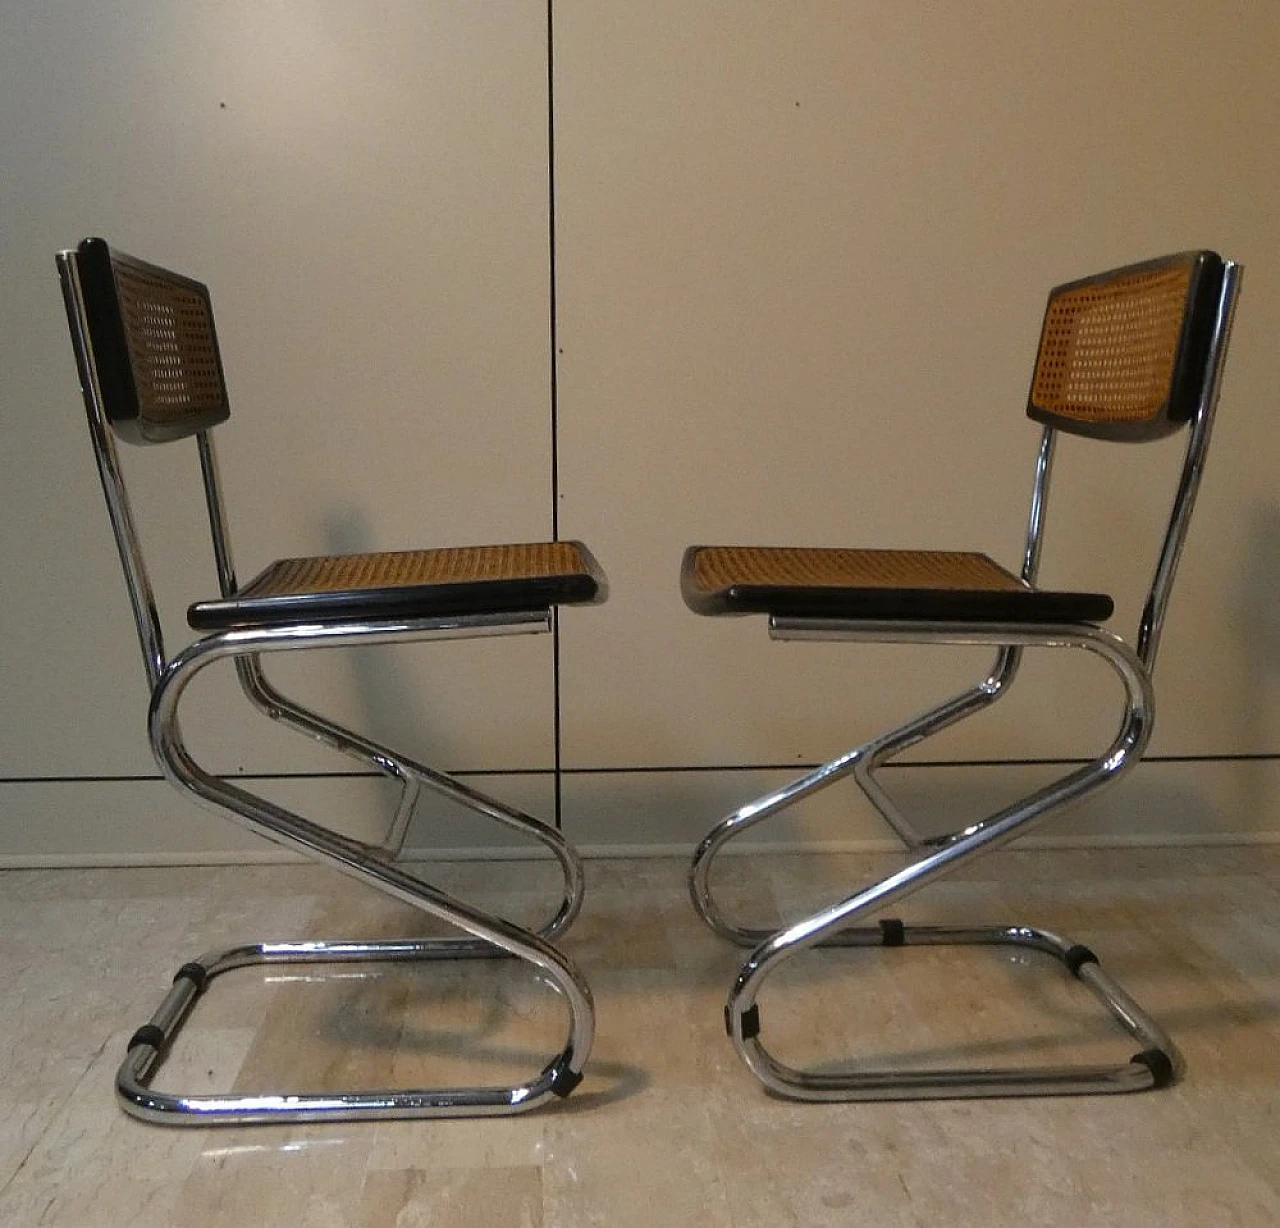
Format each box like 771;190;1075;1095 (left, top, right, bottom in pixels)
681;545;1114;624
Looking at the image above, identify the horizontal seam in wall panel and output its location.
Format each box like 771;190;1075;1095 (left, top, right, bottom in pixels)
0;769;557;784
3;751;1276;785
555;753;1280;774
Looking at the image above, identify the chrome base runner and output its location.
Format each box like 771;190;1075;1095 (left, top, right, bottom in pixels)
121;936;591;1124
723;921;1178;1102
119;612;594;1126
692;619;1180;1102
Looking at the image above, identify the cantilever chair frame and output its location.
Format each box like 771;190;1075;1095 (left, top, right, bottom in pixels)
689;253;1242;1101
58;241;595;1125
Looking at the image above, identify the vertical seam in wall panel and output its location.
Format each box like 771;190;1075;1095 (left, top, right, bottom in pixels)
547;0;564;828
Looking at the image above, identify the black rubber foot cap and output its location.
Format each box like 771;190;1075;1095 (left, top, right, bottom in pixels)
174;961;209;991
1131;1048;1175;1088
879;918;906;947
728;1004;762;1040
550;1067;584;1098
1064;944;1099;977
127;1024;166;1053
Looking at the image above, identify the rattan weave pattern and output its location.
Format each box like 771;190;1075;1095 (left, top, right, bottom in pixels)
1030;262;1192;426
237;541;592;599
689;546;1026;595
114;263;225;423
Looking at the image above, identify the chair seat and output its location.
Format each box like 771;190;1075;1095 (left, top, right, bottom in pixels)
189;540;606;630
681;545;1114;623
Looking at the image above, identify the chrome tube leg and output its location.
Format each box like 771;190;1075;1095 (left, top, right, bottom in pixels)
690;646;1021;945
851;645;1021;847
118;621;594;1125
690;743;876;944
234;653;584;941
703;622;1179;1101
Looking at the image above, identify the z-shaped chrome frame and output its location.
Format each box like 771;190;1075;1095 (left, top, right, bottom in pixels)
690;261;1241;1101
59;250;594;1124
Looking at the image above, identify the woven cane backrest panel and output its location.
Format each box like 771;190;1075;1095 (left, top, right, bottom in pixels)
75;238;230;443
1028;252;1221;441
114;262;226;427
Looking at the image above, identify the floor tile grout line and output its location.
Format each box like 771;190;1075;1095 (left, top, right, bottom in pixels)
0;1031;114;1202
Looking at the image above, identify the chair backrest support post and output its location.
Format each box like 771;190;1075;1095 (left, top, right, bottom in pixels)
1137;262;1242;671
195;429;240;601
57;250;168;690
194;428;266;700
1020;425;1057;588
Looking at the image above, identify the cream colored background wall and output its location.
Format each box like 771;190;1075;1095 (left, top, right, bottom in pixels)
1;1;1276;863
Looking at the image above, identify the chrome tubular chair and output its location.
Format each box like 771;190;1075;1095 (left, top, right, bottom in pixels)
58;237;606;1124
683;251;1241;1101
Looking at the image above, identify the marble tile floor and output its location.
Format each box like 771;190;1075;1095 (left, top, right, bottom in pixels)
0;846;1276;1227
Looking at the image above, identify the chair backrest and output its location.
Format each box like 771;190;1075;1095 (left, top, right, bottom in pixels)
58;238;238;689
1027;250;1225;442
70;237;230;444
1016;250;1240;670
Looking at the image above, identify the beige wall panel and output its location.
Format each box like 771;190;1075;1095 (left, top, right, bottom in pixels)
3;1;1276;860
561;759;1280;852
0;2;557;779
555;2;1280;770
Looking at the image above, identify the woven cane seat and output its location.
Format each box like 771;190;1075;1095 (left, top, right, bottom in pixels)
681;545;1113;623
190;540;605;630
